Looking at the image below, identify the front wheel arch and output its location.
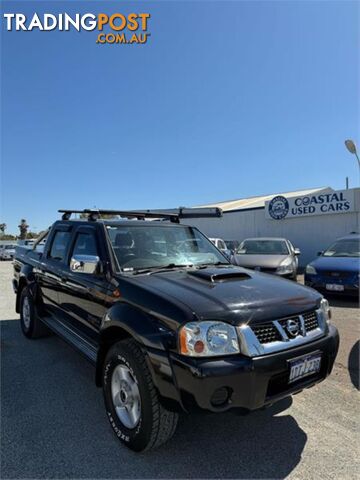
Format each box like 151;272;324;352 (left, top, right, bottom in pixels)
96;304;174;387
96;326;132;387
95;306;184;412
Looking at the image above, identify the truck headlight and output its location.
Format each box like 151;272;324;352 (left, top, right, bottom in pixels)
320;298;331;323
306;264;317;275
179;321;240;357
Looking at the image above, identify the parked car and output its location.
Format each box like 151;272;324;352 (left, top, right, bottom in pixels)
17;239;35;247
209;237;232;259
232;237;300;280
13;209;338;452
305;233;360;297
0;243;16;260
224;239;240;254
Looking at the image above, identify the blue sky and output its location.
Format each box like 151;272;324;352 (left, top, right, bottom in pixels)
1;0;359;234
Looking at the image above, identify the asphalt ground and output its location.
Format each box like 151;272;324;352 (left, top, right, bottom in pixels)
1;261;359;479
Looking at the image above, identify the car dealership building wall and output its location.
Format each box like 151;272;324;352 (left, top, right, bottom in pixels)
184;187;360;268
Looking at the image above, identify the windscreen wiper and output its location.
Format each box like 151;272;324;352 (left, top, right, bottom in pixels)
130;261;230;275
131;264;194;275
195;261;230;269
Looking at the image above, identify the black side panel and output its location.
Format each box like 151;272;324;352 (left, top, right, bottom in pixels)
41;314;98;364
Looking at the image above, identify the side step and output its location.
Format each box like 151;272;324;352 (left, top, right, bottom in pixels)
41;315;97;364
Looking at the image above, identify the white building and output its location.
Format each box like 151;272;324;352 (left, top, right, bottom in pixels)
184;187;360;267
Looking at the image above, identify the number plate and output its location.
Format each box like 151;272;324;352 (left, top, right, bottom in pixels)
326;284;344;292
288;353;321;383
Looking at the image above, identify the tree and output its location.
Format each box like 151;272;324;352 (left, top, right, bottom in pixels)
26;231;39;239
18;219;29;240
0;224;16;240
1;234;16;240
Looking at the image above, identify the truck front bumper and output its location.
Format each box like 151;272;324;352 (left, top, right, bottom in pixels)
168;324;339;413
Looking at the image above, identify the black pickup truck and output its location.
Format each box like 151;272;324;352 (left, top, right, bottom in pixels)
13;209;339;452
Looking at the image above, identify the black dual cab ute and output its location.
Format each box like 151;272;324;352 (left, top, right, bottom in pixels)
13;208;339;452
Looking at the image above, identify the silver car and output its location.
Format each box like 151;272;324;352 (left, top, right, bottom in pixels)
0;244;17;261
231;237;300;280
209;237;232;259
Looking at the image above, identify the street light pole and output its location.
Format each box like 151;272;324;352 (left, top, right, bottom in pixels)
345;139;360;169
345;139;360;186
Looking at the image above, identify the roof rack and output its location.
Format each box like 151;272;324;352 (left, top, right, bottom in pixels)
58;207;222;223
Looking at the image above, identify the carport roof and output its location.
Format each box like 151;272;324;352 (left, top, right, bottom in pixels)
195;187;332;212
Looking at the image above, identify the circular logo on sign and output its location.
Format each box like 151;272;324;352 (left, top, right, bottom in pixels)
268;196;289;220
286;319;300;338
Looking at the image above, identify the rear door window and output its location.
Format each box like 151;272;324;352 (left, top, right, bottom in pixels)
49;231;71;262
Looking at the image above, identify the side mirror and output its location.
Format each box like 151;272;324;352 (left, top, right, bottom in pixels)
70;255;101;274
294;248;301;256
317;251;323;256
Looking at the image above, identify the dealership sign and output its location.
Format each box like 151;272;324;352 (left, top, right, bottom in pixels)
265;189;355;220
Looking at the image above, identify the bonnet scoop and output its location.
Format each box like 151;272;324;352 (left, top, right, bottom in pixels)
188;267;251;283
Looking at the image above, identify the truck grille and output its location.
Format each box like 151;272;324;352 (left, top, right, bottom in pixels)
251;324;281;344
303;311;319;331
251;310;319;344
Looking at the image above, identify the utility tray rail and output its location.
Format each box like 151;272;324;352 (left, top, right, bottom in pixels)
58;207;222;223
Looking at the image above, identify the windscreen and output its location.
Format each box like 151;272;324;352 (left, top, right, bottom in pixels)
323;239;360;257
106;224;227;271
237;240;289;255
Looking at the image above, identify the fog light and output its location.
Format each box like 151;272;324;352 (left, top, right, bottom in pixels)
210;387;231;407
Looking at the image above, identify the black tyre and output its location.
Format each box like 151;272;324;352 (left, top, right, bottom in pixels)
20;286;51;339
103;339;178;452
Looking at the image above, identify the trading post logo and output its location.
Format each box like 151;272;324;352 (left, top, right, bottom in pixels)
2;12;151;45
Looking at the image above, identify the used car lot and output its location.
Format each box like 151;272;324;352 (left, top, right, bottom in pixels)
1;261;359;478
